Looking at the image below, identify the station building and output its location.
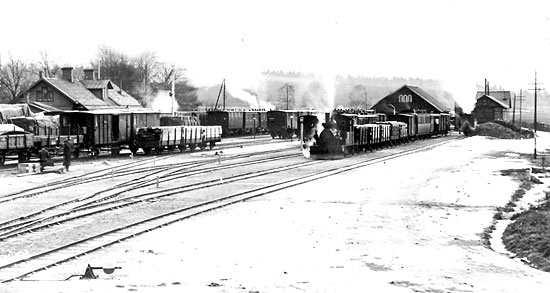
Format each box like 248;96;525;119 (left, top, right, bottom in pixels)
15;67;143;113
370;84;450;115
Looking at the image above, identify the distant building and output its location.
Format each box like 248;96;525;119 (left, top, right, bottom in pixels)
16;67;143;113
475;90;512;108
370;84;450;115
473;94;510;123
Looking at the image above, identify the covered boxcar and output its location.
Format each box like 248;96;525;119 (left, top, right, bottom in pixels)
56;109;160;156
0;124;33;165
9;115;83;155
267;110;300;139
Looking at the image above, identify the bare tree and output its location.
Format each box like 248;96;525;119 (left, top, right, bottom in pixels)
156;62;188;86
38;50;59;78
0;55;33;102
134;51;159;85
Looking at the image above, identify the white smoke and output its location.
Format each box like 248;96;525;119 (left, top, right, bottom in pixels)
149;90;180;113
225;84;275;109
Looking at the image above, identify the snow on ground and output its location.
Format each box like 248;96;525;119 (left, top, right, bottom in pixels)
3;133;550;292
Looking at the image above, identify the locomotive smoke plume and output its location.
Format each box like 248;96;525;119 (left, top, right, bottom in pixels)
225;84;276;109
149;90;180;113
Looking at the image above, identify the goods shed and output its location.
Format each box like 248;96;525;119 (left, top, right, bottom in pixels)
371;85;450;115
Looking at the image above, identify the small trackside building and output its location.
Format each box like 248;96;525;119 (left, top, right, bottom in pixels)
370;85;450;115
473;94;510;123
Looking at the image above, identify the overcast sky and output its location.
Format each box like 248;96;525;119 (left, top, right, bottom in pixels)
1;0;549;110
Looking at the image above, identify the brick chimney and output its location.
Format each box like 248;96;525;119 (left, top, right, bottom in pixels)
84;69;97;80
61;67;73;82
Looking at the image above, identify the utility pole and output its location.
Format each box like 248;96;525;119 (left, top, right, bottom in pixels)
517;89;525;131
512;93;517;126
171;65;176;114
530;71;544;159
286;84;289;110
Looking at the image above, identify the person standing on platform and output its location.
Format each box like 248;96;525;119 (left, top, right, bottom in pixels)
63;139;73;172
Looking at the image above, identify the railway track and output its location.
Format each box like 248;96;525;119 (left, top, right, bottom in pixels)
0;152;303;239
0;143;298;204
0;136;458;283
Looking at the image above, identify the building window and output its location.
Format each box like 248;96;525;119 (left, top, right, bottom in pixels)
39;86;54;102
398;94;412;103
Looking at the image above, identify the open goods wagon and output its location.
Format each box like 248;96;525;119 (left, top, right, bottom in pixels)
136;125;222;154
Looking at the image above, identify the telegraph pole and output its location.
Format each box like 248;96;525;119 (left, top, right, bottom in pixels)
171;65;176;114
517;89;525;131
286;84;289;110
512;93;517;125
530;71;544;159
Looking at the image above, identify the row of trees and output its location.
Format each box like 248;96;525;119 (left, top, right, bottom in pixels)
0;46;201;110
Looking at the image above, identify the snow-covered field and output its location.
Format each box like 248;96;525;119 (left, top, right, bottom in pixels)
3;133;550;293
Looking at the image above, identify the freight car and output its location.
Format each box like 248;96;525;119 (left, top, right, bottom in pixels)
55;109;160;156
202;109;266;137
135;125;222;154
303;110;450;160
160;111;201;126
0;124;33;165
9;115;83;157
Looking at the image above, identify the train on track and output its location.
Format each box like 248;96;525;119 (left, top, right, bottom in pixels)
300;109;451;159
172;109;327;140
0;108;222;165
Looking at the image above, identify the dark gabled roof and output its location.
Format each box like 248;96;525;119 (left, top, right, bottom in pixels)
41;78;110;109
475;90;512;107
81;80;113;89
478;94;509;109
107;89;143;107
378;85;449;112
406;85;449;112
